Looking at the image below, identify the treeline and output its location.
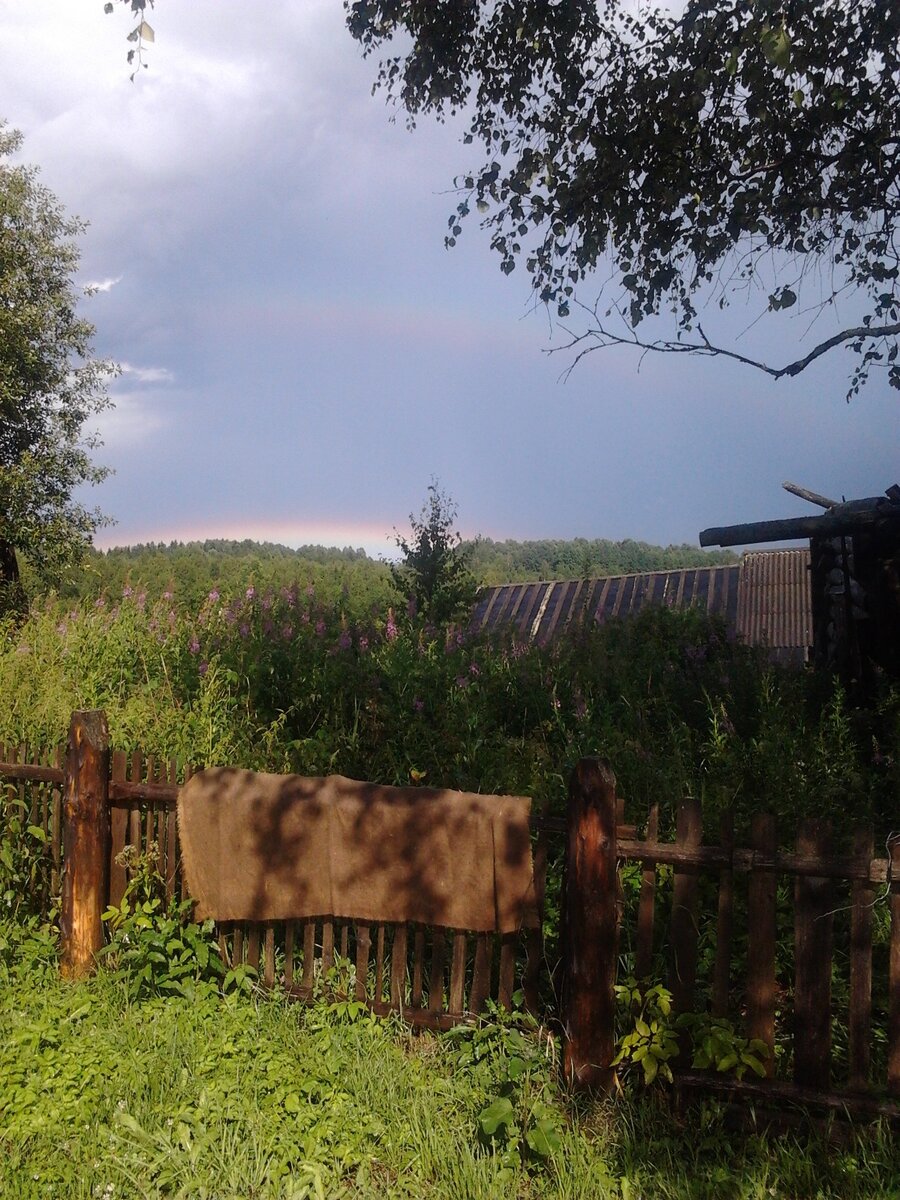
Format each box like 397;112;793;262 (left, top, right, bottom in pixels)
466;537;737;585
37;535;736;608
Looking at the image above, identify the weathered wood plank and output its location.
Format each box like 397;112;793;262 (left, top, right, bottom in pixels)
793;820;833;1091
390;925;408;1008
355;921;370;1002
284;921;295;990
60;711;110;979
889;836;900;1096
635;803;659;980
411;928;426;1008
561;757;618;1093
449;932;468;1015
469;933;492;1015
669;796;702;1018
746;813;777;1076
264;924;275;988
712;809;735;1018
109;750;129;908
849;828;874;1091
498;933;516;1011
428;928;445;1014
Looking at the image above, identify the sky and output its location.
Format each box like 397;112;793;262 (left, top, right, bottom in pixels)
2;1;897;560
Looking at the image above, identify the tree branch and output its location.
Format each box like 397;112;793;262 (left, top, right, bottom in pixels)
553;319;900;383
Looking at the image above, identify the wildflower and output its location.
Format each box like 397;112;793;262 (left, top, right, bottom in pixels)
339;630;352;651
455;674;468;689
239;622;250;638
306;583;315;598
199;661;208;676
95;596;106;608
246;586;256;601
189;637;200;655
262;593;273;610
385;609;398;641
208;589;220;604
163;589;174;601
281;623;292;640
358;635;369;652
552;697;561;711
300;611;310;625
469;662;480;676
413;697;424;712
315;620;326;637
122;585;133;599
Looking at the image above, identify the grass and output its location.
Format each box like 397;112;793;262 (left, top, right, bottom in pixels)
2;924;900;1200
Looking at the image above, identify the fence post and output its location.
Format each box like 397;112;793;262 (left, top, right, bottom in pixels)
60;710;110;980
561;756;618;1093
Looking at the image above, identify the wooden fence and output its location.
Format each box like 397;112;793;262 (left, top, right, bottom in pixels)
2;709;899;1119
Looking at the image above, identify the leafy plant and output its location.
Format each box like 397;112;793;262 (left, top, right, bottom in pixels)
613;979;680;1086
101;843;227;1000
446;993;562;1175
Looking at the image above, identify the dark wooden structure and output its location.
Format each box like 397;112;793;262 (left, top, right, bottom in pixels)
700;484;900;688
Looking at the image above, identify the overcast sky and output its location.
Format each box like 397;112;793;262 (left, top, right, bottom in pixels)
2;1;897;558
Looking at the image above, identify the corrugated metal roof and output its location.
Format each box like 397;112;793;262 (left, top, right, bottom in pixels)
471;564;741;644
736;549;812;663
471;549;812;663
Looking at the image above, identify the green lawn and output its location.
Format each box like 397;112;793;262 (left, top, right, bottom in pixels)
2;923;899;1200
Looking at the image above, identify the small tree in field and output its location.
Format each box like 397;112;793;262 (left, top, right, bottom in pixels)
391;483;477;626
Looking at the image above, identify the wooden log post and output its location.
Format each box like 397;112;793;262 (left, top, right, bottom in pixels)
60;710;110;979
561;757;618;1094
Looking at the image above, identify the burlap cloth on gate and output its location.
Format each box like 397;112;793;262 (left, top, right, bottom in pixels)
177;768;540;934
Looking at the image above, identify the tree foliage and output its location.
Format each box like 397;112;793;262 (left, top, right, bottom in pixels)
346;0;900;395
0;123;114;608
391;482;477;624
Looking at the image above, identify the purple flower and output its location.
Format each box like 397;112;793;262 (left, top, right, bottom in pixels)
122;585;133;599
189;637;200;655
413;697;425;713
239;623;250;639
315;620;326;637
300;611;310;625
163;589;174;601
339;630;352;651
281;624;292;640
199;660;209;676
469;662;480;676
95;597;106;609
208;589;220;604
386;610;398;641
246;586;256;601
358;635;369;652
306;583;315;598
262;594;273;611
455;675;469;689
136;592;146;610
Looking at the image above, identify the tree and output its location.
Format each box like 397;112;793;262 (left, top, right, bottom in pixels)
391;482;477;624
346;1;900;397
0;123;114;611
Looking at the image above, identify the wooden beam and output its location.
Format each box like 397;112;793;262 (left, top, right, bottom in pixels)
60;710;110;980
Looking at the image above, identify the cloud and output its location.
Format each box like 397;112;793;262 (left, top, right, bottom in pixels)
94;392;169;449
83;275;122;294
118;362;174;385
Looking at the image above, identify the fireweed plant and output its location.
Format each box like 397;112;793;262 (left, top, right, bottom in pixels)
0;585;897;836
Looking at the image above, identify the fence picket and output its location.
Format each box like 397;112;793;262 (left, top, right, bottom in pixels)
711;809;735;1018
449;932;468;1015
889;836;900;1096
747;813;777;1075
793;820;834;1091
669;797;702;1019
390;925;408;1008
635;803;659;980
849;827;874;1090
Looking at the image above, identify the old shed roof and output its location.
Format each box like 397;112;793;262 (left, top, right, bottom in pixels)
471;549;811;663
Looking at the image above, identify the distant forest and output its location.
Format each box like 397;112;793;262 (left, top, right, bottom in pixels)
41;536;736;608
